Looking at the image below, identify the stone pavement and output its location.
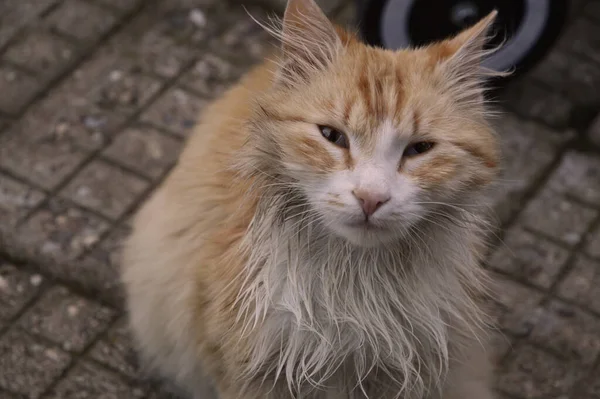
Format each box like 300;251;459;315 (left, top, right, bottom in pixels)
0;0;599;397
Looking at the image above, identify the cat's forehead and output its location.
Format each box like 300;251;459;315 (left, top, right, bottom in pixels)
324;48;445;148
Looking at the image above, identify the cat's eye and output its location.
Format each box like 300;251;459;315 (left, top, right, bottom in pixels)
319;125;348;149
404;141;435;157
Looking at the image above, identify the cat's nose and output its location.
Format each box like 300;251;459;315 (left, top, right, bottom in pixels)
352;189;391;217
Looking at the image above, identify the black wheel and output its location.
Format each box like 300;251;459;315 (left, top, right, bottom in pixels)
356;0;568;77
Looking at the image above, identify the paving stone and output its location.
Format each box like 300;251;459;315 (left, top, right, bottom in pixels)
0;174;46;227
45;0;119;43
149;5;215;46
11;226;127;307
0;0;59;49
245;0;345;15
0;63;41;115
3;30;76;78
558;255;600;314
583;368;600;399
499;78;574;129
0;389;23;399
50;43;126;98
48;109;129;151
111;0;220;78
210;14;273;63
0;329;71;398
529;300;600;365
490;115;571;224
95;0;144;12
89;318;139;378
546;151;600;206
529;47;600;105
90;69;163;115
95;225;130;263
103;126;182;179
179;52;246;98
155;0;215;6
5;56;134;151
487;275;544;336
20;286;115;352
567;0;591;19
498;344;584;399
77;226;131;305
586;224;600;259
488;226;570;289
140;87;206;137
147;382;210;399
65;255;123;307
585;1;600;21
136;0;227;46
332;1;356;27
0;129;88;190
16;198;110;264
60;160;149;220
591;113;600;147
556;18;600;65
42;64;138;150
488;331;513;365
46;361;146;399
0;263;44;325
520;191;598;246
119;29;196;79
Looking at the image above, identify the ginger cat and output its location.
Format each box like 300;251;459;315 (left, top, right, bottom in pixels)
122;0;503;397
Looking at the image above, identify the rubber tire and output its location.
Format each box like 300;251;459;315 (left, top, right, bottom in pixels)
356;0;568;79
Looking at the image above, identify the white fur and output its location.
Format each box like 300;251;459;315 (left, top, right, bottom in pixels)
308;119;429;247
231;181;494;398
230;115;497;396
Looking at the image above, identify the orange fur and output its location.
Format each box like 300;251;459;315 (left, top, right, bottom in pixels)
122;2;503;398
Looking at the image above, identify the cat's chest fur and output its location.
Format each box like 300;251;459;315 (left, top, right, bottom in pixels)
237;228;477;398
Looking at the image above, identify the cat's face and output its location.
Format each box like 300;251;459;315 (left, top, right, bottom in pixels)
250;0;500;247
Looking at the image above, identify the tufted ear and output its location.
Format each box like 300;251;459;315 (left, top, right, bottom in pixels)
444;11;498;72
276;0;342;85
429;11;504;103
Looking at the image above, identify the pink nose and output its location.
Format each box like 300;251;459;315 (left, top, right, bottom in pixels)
353;189;391;217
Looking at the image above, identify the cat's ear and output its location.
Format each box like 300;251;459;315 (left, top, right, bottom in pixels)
443;10;498;68
276;0;342;85
429;11;502;101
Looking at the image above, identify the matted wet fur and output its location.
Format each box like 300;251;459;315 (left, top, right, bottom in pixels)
121;0;504;397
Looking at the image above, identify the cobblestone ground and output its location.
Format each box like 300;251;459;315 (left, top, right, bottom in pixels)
0;0;599;398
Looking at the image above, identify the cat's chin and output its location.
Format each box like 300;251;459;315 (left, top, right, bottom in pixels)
329;222;398;248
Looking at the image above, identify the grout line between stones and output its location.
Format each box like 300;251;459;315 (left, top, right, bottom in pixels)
134;120;187;141
0;252;121;310
79;0;140;14
37;314;124;399
16;31;218;229
0;0;65;55
0;0;152;134
73;142;180;262
1;1;246;304
489;259;600;324
497;211;600;392
0;280;50;340
0;58;40;78
0;386;29;398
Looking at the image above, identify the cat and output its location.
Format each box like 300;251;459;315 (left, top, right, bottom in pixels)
121;0;504;398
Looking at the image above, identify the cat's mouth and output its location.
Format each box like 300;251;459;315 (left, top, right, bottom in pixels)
345;218;385;230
